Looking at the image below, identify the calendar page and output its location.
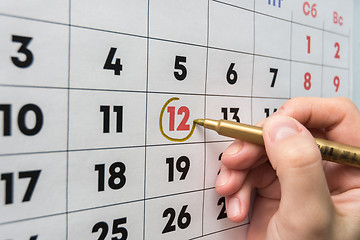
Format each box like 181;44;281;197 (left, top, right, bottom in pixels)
0;0;354;239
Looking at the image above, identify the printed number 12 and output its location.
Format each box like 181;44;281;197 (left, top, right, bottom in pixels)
167;106;190;131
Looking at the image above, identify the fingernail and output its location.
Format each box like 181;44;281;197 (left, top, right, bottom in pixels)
227;197;241;218
216;168;230;187
223;140;243;156
269;117;300;142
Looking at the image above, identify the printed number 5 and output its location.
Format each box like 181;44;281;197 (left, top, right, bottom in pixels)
11;35;33;68
174;56;187;81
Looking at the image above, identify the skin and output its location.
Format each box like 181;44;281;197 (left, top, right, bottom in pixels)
215;97;360;240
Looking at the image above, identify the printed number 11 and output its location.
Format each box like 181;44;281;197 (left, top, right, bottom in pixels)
100;105;123;133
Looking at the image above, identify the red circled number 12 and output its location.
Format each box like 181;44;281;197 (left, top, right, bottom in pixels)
167;106;190;131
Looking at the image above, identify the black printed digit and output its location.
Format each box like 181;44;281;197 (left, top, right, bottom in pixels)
11;35;34;68
217;197;227;220
174;56;187;81
0;104;11;136
162;207;176;233
269;68;278;88
217;152;223;175
18;104;43;136
104;47;123;75
92;221;109;240
226;63;238;85
264;108;277;118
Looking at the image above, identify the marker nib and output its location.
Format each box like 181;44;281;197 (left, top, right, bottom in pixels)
194;119;205;126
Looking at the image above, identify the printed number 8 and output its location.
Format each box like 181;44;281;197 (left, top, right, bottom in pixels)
304;72;311;90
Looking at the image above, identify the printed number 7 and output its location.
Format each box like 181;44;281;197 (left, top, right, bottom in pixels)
270;68;278;88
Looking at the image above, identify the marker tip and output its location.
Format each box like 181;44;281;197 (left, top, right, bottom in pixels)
194;119;205;126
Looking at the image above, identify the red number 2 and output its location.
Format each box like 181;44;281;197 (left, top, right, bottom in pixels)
167;106;190;131
334;42;340;59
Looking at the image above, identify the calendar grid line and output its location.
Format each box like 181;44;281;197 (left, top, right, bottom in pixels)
0;141;233;157
250;0;256;125
3;78;353;97
320;22;325;97
65;1;72;239
211;0;252;12
201;0;211;236
143;0;150;238
289;13;293;98
0;184;230;227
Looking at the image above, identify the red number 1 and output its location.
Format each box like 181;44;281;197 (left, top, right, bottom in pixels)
306;35;311;54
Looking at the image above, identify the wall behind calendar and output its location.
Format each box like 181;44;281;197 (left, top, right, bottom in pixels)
353;1;360;108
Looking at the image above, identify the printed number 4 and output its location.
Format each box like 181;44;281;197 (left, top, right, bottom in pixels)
104;47;123;76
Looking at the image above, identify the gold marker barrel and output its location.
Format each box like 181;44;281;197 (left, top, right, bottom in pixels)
316;138;360;168
201;119;264;145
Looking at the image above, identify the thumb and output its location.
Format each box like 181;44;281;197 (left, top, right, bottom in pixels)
263;116;334;231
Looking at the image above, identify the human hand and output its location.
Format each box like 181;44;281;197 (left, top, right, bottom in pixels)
216;97;360;239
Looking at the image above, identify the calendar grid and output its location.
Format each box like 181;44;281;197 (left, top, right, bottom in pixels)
0;0;354;238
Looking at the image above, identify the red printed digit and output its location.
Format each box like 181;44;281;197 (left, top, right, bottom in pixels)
334;76;340;92
334;42;340;59
177;106;190;131
306;35;311;54
304;72;311;90
167;106;190;131
167;106;175;131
